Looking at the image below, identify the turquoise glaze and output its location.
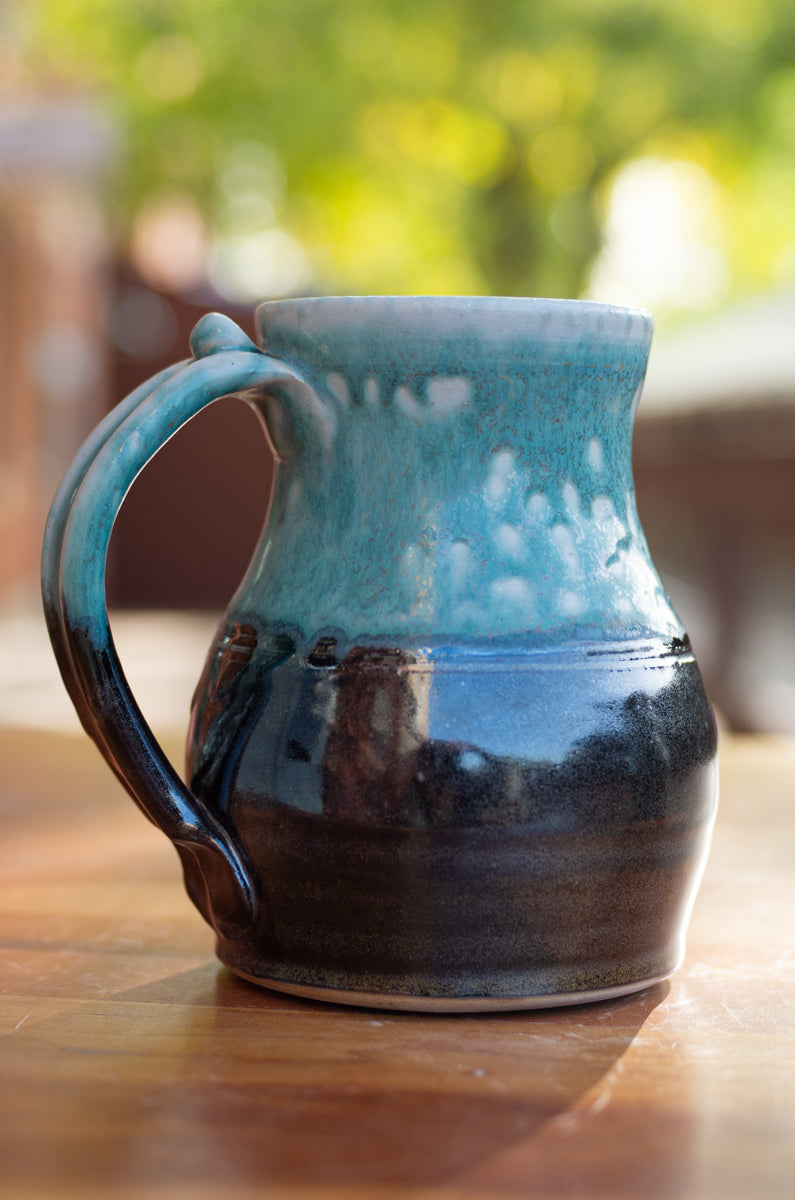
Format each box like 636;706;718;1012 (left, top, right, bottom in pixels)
42;297;717;1010
246;297;678;642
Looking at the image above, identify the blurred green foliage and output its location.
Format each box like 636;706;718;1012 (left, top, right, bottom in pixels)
10;0;795;306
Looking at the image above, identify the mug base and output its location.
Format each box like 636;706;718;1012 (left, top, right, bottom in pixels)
225;966;672;1012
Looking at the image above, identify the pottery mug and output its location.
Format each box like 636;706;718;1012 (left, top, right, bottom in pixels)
42;297;718;1011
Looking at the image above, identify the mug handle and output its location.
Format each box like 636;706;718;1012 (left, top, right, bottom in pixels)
41;314;311;938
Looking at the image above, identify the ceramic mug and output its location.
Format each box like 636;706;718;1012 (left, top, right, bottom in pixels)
42;297;718;1010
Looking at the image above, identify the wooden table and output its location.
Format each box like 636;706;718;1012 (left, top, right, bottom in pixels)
1;728;793;1200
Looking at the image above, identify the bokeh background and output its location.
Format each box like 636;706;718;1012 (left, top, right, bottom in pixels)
1;0;794;736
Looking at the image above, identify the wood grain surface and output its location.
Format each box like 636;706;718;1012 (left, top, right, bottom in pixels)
1;728;793;1200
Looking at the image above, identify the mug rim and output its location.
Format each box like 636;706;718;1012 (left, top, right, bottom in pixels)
254;295;653;349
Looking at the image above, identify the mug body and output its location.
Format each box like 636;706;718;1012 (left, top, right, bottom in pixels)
185;297;718;1010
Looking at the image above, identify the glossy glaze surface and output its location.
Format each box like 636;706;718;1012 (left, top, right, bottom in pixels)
190;629;716;1003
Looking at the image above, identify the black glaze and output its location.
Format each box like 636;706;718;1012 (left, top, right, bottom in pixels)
188;626;718;1000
